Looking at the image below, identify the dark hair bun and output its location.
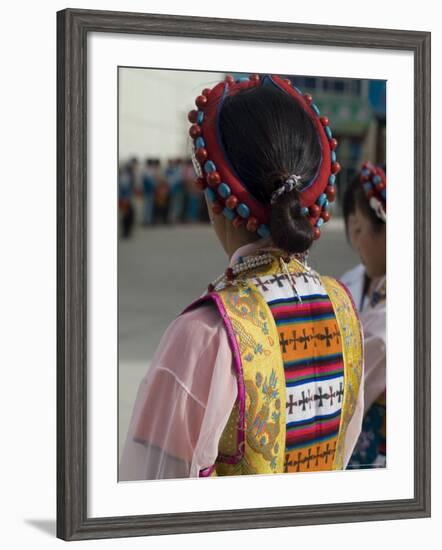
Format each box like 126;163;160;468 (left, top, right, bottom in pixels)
270;183;314;253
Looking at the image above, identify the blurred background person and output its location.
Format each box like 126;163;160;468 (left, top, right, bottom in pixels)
118;163;135;238
141;158;158;226
166;158;185;224
183;157;203;223
153;174;170;224
127;156;143;225
341;162;387;469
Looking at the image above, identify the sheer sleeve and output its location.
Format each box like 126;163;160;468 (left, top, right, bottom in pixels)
359;302;386;414
119;301;238;481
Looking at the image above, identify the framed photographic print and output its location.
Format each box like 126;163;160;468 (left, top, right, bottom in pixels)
57;7;431;541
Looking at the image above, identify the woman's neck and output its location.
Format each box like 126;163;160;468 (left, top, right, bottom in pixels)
225;227;261;260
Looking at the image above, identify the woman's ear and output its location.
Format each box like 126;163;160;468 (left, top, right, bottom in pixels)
204;193;228;252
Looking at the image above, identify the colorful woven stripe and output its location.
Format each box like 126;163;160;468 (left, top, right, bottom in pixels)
250;272;345;473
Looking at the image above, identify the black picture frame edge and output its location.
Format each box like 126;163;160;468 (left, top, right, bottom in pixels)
56;7;431;542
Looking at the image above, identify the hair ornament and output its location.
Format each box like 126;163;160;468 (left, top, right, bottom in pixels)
270;174;302;204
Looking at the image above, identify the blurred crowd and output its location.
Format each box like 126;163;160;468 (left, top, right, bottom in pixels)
118;156;209;238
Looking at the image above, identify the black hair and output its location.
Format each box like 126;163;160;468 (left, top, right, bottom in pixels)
218;84;321;254
342;169;386;236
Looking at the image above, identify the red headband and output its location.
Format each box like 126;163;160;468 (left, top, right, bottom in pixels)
359;161;387;222
188;74;340;240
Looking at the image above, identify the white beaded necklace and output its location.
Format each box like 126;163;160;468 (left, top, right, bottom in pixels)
207;252;273;292
207;248;309;293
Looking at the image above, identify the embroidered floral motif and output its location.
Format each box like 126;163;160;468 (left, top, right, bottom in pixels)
245;368;282;471
226;289;274;361
225;286;270;336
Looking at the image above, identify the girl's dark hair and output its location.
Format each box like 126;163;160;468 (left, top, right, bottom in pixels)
218;84;321;254
342;169;386;235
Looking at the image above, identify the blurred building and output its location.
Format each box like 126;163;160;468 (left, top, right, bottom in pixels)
118;68;225;162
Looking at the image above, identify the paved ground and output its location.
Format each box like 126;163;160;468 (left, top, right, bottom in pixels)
118;219;359;456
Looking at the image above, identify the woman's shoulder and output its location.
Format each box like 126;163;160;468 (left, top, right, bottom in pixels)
148;300;231;383
162;300;227;347
133;300;234;420
177;294;226;325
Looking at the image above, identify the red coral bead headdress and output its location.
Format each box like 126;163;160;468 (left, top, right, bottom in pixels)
188;74;340;241
359;161;387;222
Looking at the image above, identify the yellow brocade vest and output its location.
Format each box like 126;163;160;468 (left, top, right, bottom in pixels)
185;249;363;477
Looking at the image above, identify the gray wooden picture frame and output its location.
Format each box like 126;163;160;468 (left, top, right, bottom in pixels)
57;7;431;541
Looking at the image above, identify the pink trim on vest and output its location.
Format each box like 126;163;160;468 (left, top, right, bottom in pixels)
198;464;216;477
180;292;245;465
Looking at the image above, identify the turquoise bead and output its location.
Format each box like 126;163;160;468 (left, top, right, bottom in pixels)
380;189;386;200
223;207;235;220
316;217;324;227
331;151;337;163
195;137;205;149
237;203;250;218
323;199;330;210
328;174;336;186
372;175;382;184
205;188;216;202
317;193;327;207
257;224;270;237
301;206;309;216
204;160;216;173
196;111;204;124
362;168;370;177
237;77;249;83
218;183;231;198
325;126;332;139
311;103;320;116
363;182;373;193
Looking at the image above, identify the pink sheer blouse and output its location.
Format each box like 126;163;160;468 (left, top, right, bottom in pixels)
341;265;386;414
359;291;386;414
119;238;364;481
